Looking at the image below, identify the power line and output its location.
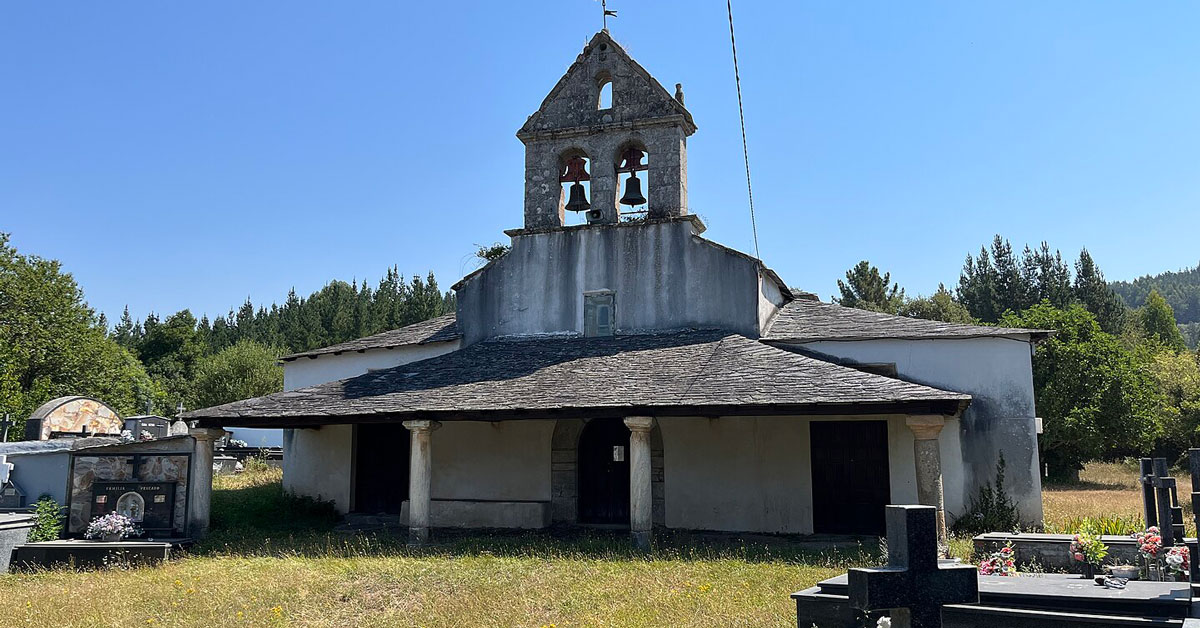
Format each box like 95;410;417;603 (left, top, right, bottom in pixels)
726;0;759;259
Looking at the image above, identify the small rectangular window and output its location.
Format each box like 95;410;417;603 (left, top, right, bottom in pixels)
584;292;615;337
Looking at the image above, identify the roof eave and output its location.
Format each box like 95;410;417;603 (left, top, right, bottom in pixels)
192;398;970;429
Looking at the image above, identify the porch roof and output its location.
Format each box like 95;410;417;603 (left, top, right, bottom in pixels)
184;330;971;428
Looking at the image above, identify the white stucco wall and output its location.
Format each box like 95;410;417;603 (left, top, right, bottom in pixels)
282;424;354;512
657;415;964;534
283;340;461;391
430;420;556;502
280;340;461;511
795;337;1042;524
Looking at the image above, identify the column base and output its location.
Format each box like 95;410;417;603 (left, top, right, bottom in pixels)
631;530;651;551
408;526;429;546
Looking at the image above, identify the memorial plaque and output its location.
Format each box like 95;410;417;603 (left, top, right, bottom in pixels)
91;481;177;534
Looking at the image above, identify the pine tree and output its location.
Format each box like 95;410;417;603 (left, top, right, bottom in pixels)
1074;249;1128;334
834;261;905;313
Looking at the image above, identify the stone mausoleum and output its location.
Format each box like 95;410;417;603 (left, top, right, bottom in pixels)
186;30;1048;546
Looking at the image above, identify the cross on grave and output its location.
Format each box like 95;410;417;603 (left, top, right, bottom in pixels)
0;414;11;442
1140;458;1186;546
848;505;979;628
1188;448;1200;579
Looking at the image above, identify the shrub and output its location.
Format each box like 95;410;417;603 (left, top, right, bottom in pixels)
27;496;64;542
951;453;1020;535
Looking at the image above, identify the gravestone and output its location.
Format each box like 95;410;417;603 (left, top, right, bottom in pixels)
848;505;978;628
91;481;177;536
1141;457;1186;546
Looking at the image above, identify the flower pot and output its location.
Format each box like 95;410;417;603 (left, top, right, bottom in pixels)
1109;565;1139;580
101;533;122;542
1081;563;1096;580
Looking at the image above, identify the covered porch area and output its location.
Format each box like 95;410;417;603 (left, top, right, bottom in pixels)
187;330;971;547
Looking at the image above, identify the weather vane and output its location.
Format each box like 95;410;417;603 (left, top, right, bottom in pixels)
601;0;617;30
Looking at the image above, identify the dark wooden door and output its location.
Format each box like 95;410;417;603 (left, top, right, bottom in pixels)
577;418;631;525
353;423;410;514
810;420;890;535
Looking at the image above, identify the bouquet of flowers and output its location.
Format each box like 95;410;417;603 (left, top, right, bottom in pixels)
1070;532;1108;566
978;542;1017;576
1164;545;1190;577
84;513;141;540
1134;527;1163;560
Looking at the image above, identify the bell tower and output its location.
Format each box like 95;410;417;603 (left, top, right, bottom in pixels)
517;30;696;229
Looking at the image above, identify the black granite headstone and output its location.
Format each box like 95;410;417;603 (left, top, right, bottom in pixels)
848;505;979;628
91;481;177;535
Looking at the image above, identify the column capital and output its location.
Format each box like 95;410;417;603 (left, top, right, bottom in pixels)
906;415;947;441
402;420;441;433
188;427;227;442
623;416;654;433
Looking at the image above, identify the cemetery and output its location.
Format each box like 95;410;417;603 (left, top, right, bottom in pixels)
0;396;282;573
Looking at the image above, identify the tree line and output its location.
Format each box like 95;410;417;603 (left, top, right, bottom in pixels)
0;233;454;437
835;235;1198;479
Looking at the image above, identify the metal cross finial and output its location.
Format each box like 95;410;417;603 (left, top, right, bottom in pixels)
0;414;11;443
601;0;617;31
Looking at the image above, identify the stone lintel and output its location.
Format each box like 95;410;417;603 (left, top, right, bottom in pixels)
905;415;947;440
516;114;696;144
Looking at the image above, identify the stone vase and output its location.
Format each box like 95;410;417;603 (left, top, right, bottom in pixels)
1081;562;1096;580
102;533;122;542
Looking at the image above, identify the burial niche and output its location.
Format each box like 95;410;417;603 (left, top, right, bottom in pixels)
353;423;410;515
810;420;891;535
116;491;145;523
577;418;631;526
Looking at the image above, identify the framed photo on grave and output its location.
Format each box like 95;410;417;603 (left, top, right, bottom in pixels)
91;481;177;535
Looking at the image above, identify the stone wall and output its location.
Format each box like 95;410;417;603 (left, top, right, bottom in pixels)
549;418;663;525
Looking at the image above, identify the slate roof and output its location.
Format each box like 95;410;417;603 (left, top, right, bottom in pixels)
762;299;1050;343
185;330;970;427
279;314;460;362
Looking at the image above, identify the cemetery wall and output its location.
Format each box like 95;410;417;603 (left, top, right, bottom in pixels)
0;449;70;504
657;414;962;534
282;424;353;512
796;336;1043;525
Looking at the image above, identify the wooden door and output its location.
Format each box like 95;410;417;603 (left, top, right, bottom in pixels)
353;423;410;514
577;418;631;525
810;420;890;535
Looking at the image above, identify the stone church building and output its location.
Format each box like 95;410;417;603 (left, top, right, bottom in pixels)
187;31;1047;546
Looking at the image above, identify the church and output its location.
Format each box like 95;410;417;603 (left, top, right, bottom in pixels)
185;30;1047;547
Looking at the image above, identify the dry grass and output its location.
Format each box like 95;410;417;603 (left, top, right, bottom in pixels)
0;467;862;627
1043;461;1194;536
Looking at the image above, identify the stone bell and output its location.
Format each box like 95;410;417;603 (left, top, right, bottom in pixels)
565;182;590;212
619;173;646;207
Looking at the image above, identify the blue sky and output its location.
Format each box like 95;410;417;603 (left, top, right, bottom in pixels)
3;1;1198;323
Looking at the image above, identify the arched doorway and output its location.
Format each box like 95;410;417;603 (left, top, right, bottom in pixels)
577;418;630;525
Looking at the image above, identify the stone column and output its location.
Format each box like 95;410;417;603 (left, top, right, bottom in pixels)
906;415;949;552
624;416;654;550
403;420;440;545
187;427;226;539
